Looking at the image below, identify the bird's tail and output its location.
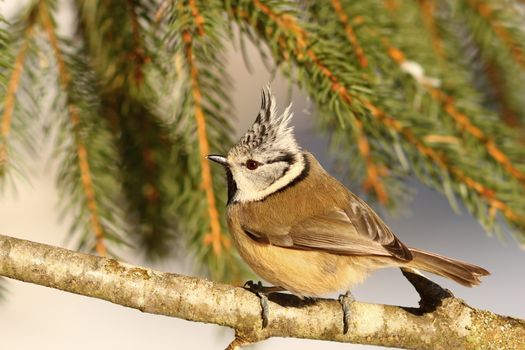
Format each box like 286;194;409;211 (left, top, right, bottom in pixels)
407;248;490;287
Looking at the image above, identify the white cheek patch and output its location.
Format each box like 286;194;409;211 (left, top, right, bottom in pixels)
259;164;289;187
233;156;305;203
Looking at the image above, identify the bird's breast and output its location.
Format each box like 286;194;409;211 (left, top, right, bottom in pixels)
227;207;371;297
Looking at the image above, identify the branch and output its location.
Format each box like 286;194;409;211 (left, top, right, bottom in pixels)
1;234;523;349
182;5;229;256
354;119;389;204
330;1;388;203
1;35;30;143
331;0;369;68
465;0;525;70
484;59;524;131
125;0;148;84
0;10;36;173
231;0;525;231
379;36;525;187
417;0;444;58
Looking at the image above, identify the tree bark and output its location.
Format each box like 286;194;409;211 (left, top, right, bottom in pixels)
0;234;523;349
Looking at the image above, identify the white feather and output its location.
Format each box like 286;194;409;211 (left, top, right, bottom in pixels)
233;155;305;203
227;86;305;203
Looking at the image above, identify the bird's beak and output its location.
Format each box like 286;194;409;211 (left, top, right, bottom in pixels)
207;154;229;167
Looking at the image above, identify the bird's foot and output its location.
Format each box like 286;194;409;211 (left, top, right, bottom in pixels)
243;281;283;328
338;291;355;334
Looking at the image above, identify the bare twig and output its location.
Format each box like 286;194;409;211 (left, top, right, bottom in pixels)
0;234;524;349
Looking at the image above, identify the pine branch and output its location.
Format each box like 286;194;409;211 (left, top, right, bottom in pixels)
429;88;525;185
0;12;11;297
483;60;524;130
333;1;525;191
76;0;178;258
354;118;389;204
0;6;37;180
1;234;524;350
0;34;31;161
330;0;388;204
125;0;148;83
465;0;525;70
160;0;246;282
39;0;107;256
315;0;525;197
226;0;525;237
417;0;445;58
331;0;369;68
377;36;525;186
454;0;525;130
183;30;227;255
362;99;525;231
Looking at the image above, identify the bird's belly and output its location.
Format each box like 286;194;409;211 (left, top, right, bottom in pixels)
234;235;371;297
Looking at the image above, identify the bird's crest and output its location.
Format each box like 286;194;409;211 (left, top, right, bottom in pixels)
235;86;299;154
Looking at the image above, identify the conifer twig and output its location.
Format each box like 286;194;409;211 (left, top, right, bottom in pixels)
238;1;525;229
0;22;34;169
189;0;205;37
465;0;525;70
39;2;106;256
384;0;399;13
331;0;368;68
330;1;389;203
361;98;525;227
1;41;29;141
355;119;389;204
126;0;147;83
483;61;523;130
183;28;227;256
418;0;444;58
380;37;525;186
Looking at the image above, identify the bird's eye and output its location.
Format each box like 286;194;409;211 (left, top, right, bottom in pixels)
246;159;260;170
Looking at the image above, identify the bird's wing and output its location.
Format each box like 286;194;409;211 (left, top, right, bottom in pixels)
340;193;413;260
244;194;412;261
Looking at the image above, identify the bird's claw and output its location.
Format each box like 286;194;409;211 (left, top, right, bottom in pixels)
244;280;264;292
339;291;354;334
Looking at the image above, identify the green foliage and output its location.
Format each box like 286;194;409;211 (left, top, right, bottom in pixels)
0;16;9;88
0;12;9;296
53;41;129;252
1;0;525;288
158;0;247;280
226;0;525;241
0;5;40;191
75;0;181;258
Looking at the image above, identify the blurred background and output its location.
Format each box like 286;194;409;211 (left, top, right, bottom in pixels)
1;1;524;349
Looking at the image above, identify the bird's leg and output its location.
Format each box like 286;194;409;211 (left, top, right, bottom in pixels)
338;290;355;334
243;280;284;328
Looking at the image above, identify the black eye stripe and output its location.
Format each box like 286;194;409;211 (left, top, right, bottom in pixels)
266;153;296;165
243;153;295;168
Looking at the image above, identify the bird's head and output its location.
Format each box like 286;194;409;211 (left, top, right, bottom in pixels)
208;86;306;203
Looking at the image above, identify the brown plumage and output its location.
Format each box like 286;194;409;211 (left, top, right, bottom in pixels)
226;152;489;297
209;86;489;298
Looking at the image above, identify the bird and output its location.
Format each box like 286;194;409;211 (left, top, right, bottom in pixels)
207;86;489;332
